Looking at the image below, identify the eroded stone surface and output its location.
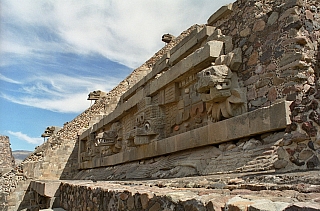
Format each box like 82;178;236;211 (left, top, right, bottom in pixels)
2;0;320;210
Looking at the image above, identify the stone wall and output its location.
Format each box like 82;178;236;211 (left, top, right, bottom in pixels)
75;130;285;180
59;177;320;211
0;136;15;176
19;24;201;181
210;0;319;110
1;0;320;210
0;25;200;211
76;0;320;175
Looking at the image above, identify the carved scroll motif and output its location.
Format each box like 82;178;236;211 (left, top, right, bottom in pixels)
195;64;246;122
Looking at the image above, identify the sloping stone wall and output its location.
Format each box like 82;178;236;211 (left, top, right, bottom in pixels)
76;0;320;175
0;25;201;211
19;24;202;181
2;0;320;210
0;136;15;175
208;0;319;110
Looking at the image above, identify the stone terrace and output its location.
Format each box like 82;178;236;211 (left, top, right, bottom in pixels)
1;0;320;210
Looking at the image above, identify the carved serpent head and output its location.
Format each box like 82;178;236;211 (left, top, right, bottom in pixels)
195;65;233;103
95;130;117;146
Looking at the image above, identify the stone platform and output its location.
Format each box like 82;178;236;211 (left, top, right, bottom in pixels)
58;171;320;210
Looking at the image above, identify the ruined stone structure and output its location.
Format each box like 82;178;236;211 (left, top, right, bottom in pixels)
1;0;320;210
41;126;61;139
0;136;15;176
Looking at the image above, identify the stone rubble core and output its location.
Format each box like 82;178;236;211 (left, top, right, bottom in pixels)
1;0;320;210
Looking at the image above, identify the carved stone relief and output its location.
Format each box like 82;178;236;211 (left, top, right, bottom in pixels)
79;26;249;169
87;90;106;100
41;126;61;138
80;133;96;162
126;98;165;146
95;122;123;156
195;64;246;122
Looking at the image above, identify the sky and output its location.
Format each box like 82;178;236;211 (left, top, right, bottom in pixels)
0;0;233;151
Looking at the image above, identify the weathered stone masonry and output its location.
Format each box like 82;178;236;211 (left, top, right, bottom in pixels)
76;0;320;179
0;25;201;211
1;0;320;210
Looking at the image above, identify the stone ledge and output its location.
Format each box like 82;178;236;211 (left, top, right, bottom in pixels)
207;3;233;26
169;26;215;66
80;100;291;169
30;180;61;198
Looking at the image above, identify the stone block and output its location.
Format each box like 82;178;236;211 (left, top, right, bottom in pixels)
207;3;233;25
79;129;90;142
228;48;242;71
97;119;104;129
165;83;180;104
169;26;216;66
153;138;168;155
279;52;305;67
207;29;233;54
30;180;61;197
226;113;250;140
269;101;292;129
169;34;198;66
248;104;271;135
92;123;99;132
192;41;224;70
175;131;193;151
248;200;290;211
152;52;170;75
279;60;308;71
197;26;216;43
164;136;177;153
170;26;202;55
190;125;209;146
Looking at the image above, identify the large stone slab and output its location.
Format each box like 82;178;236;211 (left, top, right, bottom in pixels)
150;40;224;96
30;180;61;197
207;3;233;25
80;101;291;169
169;26;215;66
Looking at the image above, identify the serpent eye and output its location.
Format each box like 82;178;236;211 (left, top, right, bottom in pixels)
205;71;211;76
140;114;144;123
145;122;151;131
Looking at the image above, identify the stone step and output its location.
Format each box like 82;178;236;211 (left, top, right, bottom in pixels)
40;208;66;211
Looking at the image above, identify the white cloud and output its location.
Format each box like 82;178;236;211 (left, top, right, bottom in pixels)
7;131;43;145
1;0;233;113
1;0;233;68
0;73;22;84
1;73;121;113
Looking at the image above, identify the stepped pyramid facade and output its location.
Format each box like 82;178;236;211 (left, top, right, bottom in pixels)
1;0;320;210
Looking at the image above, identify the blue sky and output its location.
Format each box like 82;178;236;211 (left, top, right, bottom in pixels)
0;0;233;151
